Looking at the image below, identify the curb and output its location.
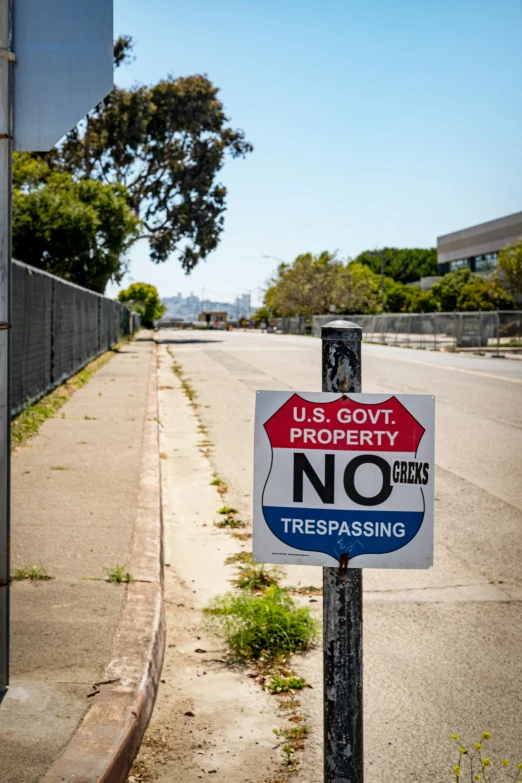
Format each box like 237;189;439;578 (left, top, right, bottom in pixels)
41;340;165;783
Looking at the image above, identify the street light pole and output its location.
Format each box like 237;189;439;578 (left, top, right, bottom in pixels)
381;255;385;313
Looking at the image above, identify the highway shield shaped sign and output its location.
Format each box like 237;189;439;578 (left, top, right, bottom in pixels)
253;391;435;569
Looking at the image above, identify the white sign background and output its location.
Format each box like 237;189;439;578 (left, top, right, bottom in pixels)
253;391;435;569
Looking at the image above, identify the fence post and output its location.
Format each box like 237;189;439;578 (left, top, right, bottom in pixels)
321;320;363;783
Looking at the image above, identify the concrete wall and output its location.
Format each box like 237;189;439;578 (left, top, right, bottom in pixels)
437;211;522;266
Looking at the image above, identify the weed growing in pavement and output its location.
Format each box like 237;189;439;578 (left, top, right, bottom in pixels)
224;551;252;566
83;415;97;420
210;477;223;486
233;559;282;592
50;465;68;471
273;726;309;741
289;585;322;596
218;505;238;515
204;585;319;662
449;732;522;782
167;348;199;408
214;516;246;529
106;565;134;584
11;565;53;582
281;745;295;766
231;531;252;541
267;675;307;694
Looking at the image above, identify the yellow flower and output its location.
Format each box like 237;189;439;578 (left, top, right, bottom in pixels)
482;732;491;740
459;747;467;755
501;760;509;767
474;775;481;781
517;762;522;770
452;733;459;741
474;743;482;750
453;765;460;779
482;758;491;767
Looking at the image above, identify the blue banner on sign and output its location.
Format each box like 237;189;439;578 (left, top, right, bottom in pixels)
262;506;424;561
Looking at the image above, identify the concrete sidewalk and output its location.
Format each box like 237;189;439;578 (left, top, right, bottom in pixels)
0;334;162;783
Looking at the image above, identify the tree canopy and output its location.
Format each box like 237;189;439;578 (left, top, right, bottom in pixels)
497;240;522;300
355;247;438;284
42;36;252;275
12;154;140;293
261;253;515;316
117;282;165;327
264;252;380;317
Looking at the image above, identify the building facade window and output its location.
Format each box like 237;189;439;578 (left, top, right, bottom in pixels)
474;252;498;273
449;258;470;272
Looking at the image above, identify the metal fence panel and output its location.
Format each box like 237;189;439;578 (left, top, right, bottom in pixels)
310;311;522;349
11;262;53;415
12;260;132;416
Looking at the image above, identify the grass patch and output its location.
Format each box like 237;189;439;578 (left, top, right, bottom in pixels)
11;345;123;450
224;551;252;566
267;675;307;694
204;586;319;663
210;477;223;486
50;465;68;471
273;726;309;741
105;565;134;584
215;516;246;529
218;505;238;515
11;564;53;582
233;560;282;592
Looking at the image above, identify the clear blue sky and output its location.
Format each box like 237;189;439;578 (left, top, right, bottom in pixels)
108;0;522;305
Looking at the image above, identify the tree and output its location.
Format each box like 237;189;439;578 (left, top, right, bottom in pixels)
118;282;165;327
264;253;380;316
12;154;140;293
355;247;438;285
497;240;522;300
42;37;252;273
430;268;514;312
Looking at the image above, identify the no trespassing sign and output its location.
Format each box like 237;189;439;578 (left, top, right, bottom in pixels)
253;391;435;569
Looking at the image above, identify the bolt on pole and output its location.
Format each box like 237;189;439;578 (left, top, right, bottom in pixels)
321;320;363;783
0;0;12;694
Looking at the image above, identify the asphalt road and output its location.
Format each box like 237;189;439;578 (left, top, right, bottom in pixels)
158;328;522;781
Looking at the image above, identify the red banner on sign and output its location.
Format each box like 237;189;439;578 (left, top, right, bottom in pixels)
264;394;425;452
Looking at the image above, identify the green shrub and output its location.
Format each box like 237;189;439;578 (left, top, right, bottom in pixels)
267;675;307;694
204;586;319;662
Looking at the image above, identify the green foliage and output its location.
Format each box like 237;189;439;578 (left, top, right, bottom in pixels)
12;155;140;293
204;585;319;662
41;37;252;273
265;252;380;316
118;282;165;327
251;305;273;322
11;565;53;582
355;247;438;284
497;239;522;299
106;565;134;584
431;268;514;312
268;675;307;694
218;506;238;515
232;556;282;592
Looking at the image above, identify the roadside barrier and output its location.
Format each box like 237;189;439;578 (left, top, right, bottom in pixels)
11;260;140;415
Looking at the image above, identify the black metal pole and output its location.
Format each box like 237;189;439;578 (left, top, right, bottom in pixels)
321;320;363;783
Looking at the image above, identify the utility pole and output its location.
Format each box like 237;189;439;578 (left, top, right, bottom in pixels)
0;0;12;695
321;320;363;783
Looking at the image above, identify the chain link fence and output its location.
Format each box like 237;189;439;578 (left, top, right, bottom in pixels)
270;311;522;350
12;260;140;416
